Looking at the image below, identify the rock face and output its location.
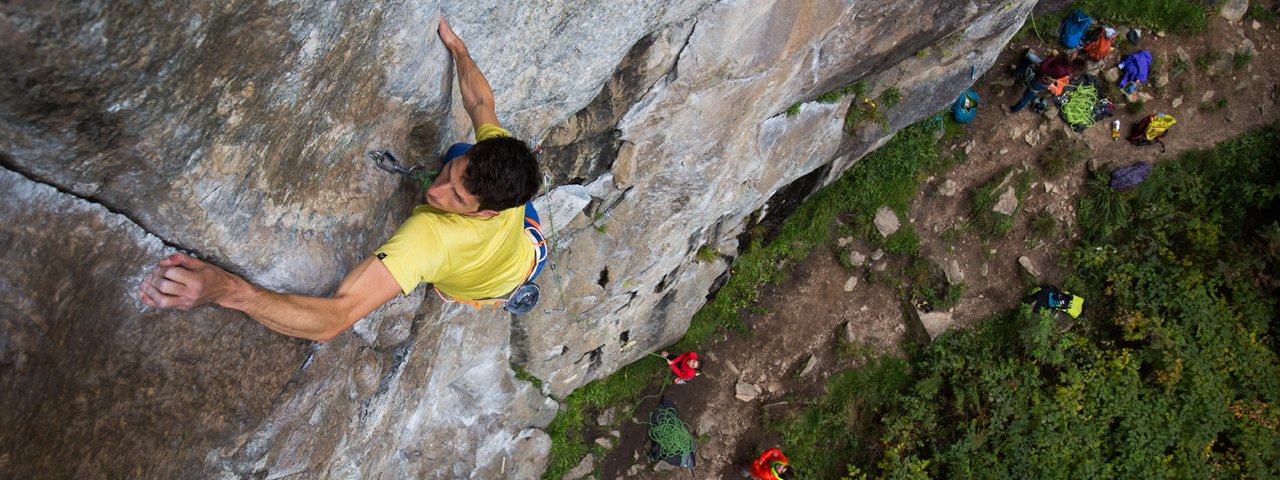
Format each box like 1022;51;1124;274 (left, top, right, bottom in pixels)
0;0;1035;477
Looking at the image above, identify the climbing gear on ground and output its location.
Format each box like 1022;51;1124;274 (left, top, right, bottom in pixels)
1110;162;1152;190
646;396;696;470
1127;28;1141;45
952;65;980;124
1127;113;1176;151
1080;26;1117;61
1057;9;1093;49
1118;50;1152;92
1030;96;1049;114
1024;285;1086;319
1060;82;1099;132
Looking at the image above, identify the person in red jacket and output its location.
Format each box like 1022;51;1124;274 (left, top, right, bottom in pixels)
660;351;700;384
740;447;794;479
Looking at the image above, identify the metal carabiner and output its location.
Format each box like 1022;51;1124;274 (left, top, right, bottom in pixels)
368;150;412;176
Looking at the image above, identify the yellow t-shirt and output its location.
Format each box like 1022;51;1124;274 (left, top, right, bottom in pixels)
374;124;534;300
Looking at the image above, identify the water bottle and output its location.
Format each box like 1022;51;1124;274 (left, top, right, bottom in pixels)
1112;119;1120;141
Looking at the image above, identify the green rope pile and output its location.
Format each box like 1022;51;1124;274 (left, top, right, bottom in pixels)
648;406;695;461
1061;84;1099;129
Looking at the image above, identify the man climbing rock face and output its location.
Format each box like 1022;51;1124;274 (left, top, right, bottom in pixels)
139;17;541;341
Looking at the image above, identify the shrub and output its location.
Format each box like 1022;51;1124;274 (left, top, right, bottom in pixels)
1039;131;1090;178
1234;50;1253;70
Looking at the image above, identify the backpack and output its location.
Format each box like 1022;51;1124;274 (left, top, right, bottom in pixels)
952;89;980;123
1058;10;1093;49
1024;285;1086;319
1127;113;1176;147
1080;27;1116;61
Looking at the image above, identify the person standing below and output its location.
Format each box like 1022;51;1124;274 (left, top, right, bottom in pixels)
741;447;795;480
660;350;700;385
138;17;541;341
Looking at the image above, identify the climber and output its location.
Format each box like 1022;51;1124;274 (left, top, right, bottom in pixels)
138;17;541;341
740;447;795;479
1009;51;1080;113
660;350;700;385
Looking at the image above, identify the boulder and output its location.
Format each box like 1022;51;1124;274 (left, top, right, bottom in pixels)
1221;0;1248;21
849;250;868;266
1018;255;1042;280
564;454;596;480
735;379;761;402
843;276;860;292
993;186;1020;215
937;179;959;197
874;206;901;237
799;354;819;376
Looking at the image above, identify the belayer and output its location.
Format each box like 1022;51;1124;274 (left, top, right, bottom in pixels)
660;350;701;385
740;447;795;480
139;17;545;340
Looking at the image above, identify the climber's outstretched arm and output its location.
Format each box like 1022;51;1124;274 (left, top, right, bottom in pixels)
139;253;400;342
438;16;501;129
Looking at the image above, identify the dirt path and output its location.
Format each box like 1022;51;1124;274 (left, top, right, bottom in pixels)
591;12;1280;480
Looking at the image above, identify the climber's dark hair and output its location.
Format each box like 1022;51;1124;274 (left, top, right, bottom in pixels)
461;136;541;211
778;468;796;480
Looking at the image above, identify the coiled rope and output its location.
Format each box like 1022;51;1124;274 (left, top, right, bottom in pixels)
647;406;696;461
1061;84;1099;128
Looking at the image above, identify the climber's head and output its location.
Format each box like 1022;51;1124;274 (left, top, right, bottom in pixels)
463;136;540;212
426;136;540;216
687;358;700;370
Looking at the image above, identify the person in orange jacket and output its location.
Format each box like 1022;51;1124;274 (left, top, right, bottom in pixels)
740;447;794;479
660;351;700;384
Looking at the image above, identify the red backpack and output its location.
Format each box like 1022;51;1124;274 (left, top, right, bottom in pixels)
1081;28;1116;61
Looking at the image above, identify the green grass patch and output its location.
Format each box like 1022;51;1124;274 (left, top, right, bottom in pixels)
1169;55;1190;79
512;365;544;390
970;167;1032;239
1248;0;1280;22
1077;0;1208;33
1126;99;1146;114
1039;131;1090;178
1195;50;1225;74
1234;50;1253;70
1201;97;1229;113
1029;208;1058;241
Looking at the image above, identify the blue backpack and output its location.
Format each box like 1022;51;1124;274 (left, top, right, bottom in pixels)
952;89;979;123
1058;10;1093;48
